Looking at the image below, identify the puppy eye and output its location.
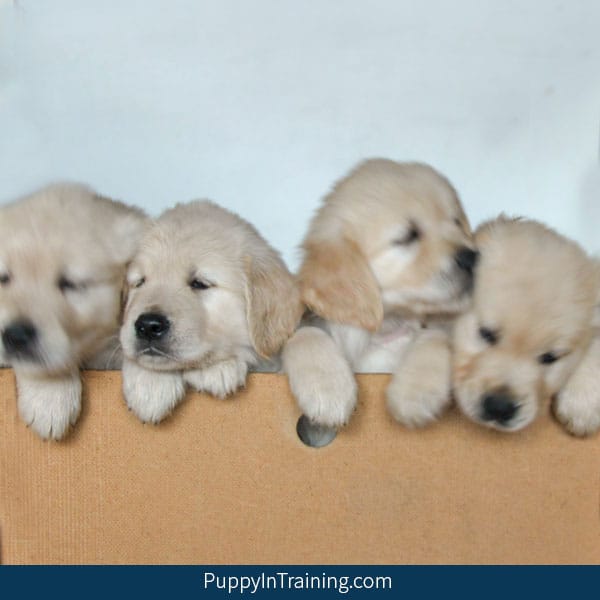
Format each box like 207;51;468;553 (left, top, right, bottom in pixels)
0;273;10;286
479;326;499;345
134;277;145;289
58;276;80;292
189;278;212;291
395;225;421;245
538;352;559;365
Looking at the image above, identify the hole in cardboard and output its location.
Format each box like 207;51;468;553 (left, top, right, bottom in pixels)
296;414;337;448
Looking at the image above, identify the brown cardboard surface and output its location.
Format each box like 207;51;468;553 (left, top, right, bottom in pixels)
1;369;599;564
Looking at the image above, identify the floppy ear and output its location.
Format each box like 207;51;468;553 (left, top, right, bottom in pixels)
299;237;383;331
244;254;303;358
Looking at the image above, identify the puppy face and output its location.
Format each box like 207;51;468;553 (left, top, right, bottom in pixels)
120;201;302;371
453;218;599;431
0;184;147;374
299;159;477;330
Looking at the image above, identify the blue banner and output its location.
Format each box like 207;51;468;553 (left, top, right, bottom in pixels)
0;565;597;599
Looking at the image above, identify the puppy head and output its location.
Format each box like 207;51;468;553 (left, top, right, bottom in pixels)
0;183;147;374
453;217;599;432
299;159;476;331
120;201;302;371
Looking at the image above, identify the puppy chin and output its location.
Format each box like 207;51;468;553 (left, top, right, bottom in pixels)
133;352;182;371
126;343;213;372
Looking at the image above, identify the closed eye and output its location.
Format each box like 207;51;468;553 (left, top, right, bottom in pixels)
479;326;499;345
133;277;145;289
395;223;421;245
58;275;86;293
538;352;560;365
189;278;213;291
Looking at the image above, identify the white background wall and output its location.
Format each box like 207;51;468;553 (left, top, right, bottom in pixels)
1;0;599;269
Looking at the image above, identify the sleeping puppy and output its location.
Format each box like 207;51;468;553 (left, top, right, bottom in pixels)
0;183;147;439
120;200;302;423
453;217;600;435
282;158;477;428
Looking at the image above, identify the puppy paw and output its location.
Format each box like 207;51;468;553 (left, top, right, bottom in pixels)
554;337;600;437
386;332;451;428
16;372;82;440
282;327;357;428
122;359;186;423
184;359;248;399
555;382;600;437
294;366;357;428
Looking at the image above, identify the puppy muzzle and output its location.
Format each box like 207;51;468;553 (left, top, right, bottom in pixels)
132;311;177;364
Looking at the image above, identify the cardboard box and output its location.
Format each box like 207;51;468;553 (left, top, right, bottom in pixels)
1;369;599;564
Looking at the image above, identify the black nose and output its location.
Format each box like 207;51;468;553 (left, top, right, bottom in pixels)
481;391;519;424
135;313;170;341
455;247;479;275
2;320;38;355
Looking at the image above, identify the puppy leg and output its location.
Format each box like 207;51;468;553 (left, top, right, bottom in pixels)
16;371;81;440
282;326;357;427
122;358;186;423
184;359;248;399
386;329;452;427
554;336;600;436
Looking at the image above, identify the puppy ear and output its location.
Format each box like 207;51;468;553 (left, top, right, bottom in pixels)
245;254;303;358
299;237;383;331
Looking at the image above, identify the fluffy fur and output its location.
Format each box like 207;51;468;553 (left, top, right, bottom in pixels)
283;158;477;427
453;217;600;434
120;200;302;423
0;183;147;439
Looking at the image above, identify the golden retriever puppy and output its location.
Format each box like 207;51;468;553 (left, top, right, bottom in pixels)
453;217;600;434
282;159;477;428
120;200;302;423
0;183;147;439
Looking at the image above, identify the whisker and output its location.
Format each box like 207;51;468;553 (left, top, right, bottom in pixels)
139;346;178;362
103;341;122;370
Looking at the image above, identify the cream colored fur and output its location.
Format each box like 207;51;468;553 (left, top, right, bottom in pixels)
120;200;302;424
0;183;147;439
283;158;476;427
453;218;600;434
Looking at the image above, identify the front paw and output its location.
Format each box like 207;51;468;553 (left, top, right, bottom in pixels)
285;348;357;428
184;360;248;399
386;335;451;428
16;373;82;440
282;326;357;428
554;383;600;437
122;359;186;423
291;365;357;428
